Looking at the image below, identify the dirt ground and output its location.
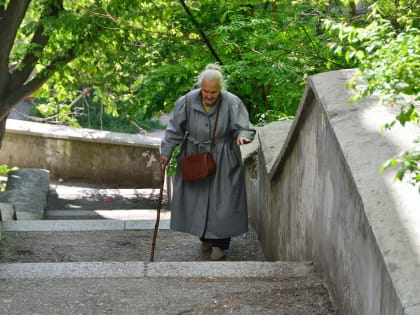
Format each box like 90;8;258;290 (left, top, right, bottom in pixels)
1;180;265;263
0;228;265;263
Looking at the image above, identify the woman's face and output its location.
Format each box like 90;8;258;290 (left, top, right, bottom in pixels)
201;79;221;107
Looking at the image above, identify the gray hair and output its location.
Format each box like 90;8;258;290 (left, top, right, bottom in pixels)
197;63;224;91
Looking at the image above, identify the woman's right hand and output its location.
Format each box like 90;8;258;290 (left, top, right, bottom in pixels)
160;156;169;167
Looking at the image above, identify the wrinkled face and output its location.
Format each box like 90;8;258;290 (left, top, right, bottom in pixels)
201;79;221;107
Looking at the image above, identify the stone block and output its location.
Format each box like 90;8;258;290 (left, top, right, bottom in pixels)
0;168;49;220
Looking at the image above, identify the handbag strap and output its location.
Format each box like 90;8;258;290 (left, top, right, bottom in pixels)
211;102;222;146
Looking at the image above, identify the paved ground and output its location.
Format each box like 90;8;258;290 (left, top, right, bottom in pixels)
0;229;264;263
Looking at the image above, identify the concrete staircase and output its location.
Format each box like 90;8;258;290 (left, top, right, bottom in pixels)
0;182;336;314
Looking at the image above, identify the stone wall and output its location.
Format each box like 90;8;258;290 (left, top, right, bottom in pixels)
0;120;161;188
244;69;420;315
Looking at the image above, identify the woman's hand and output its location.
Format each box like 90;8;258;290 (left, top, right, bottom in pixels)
236;136;252;146
160;156;169;167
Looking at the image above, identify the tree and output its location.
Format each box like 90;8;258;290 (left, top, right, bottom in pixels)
0;1;69;142
128;0;349;124
1;0;349;139
0;0;178;142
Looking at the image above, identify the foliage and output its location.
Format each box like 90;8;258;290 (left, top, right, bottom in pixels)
33;97;81;127
324;1;420;189
4;0;416;131
32;95;165;133
174;0;347;124
27;0;180;124
0;164;18;192
0;164;17;176
168;144;181;177
17;0;349;129
381;139;420;192
1;0;180;127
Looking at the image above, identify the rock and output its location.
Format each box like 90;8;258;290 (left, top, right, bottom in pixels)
0;203;16;221
0;168;49;220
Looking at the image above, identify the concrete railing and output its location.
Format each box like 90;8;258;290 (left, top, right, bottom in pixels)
244;69;420;315
0;120;162;188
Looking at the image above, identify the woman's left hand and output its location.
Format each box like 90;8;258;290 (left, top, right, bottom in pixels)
236;136;252;146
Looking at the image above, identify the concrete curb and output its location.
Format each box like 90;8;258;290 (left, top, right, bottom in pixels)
1;219;170;231
45;209;171;220
0;262;145;279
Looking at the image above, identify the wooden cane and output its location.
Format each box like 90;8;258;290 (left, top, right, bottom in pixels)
150;163;167;262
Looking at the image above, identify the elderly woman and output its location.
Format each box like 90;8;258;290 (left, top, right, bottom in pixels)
160;64;255;260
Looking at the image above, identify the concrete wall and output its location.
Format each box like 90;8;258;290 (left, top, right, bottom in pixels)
0;120;161;188
244;70;420;315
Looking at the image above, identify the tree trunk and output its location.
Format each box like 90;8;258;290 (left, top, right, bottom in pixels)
0;115;8;148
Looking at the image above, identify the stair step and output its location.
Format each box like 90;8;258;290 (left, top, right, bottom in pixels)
45;209;171;220
0;261;336;315
0;260;312;279
1;219;170;231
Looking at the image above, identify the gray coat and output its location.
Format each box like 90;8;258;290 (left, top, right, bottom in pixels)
160;89;255;239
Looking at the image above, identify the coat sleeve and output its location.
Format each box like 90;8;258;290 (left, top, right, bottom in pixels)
160;96;188;158
229;97;256;141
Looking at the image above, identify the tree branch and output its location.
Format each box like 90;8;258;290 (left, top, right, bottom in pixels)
0;51;76;121
8;0;64;91
69;87;92;108
178;0;223;65
16;87;90;124
255;45;346;68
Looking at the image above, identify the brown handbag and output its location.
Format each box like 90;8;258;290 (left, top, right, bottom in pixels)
181;102;221;181
181;152;217;181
